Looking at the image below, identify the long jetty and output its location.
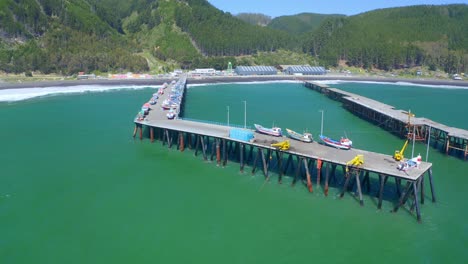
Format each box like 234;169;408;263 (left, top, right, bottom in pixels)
133;76;436;222
304;81;468;160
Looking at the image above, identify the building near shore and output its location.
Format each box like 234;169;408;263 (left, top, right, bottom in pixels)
283;65;327;75
77;73;96;80
189;68;216;77
109;72;153;79
235;66;277;76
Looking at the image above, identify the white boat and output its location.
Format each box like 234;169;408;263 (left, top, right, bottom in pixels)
254;124;282;137
286;128;313;142
397;154;422;171
166;109;176;119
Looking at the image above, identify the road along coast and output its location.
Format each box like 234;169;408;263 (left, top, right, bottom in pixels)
1;74;467;90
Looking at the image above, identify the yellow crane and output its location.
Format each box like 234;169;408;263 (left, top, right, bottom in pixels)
271;140;290;151
345;154;364;173
394;140;409;161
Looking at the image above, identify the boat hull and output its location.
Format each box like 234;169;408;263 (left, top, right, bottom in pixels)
319;135;352;150
286;128;312;143
254;124;282;137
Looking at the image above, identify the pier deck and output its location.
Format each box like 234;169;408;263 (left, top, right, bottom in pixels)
307;82;468;159
137;79;432;181
133;77;437;222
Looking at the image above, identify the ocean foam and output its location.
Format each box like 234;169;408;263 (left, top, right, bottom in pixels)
0;84;160;102
315;80;468;89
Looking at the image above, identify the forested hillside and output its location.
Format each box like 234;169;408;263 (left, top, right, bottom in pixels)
174;0;297;56
236;13;272;26
304;4;468;73
0;1;467;75
268;13;344;35
0;0;148;74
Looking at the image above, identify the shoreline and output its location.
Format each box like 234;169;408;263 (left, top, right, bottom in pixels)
0;74;467;90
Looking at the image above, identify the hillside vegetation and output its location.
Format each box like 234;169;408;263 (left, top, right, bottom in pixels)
236;13;272;26
268;13;345;35
304;5;468;73
0;1;466;76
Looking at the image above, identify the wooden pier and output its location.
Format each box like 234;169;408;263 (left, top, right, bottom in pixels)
305;82;468;160
134;77;437;222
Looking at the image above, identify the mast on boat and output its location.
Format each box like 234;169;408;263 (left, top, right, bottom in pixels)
319;109;324;136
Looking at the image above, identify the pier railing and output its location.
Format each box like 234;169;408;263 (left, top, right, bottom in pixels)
178;117;253;130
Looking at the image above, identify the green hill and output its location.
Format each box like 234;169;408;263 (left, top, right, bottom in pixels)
304;4;468;73
0;1;467;75
268;13;345;35
236;13;272;26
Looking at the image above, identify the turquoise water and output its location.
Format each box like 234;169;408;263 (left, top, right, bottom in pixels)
0;82;467;263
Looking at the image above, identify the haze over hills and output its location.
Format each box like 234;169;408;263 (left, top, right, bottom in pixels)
0;0;466;75
268;13;345;35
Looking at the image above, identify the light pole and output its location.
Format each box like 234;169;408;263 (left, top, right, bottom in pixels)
227;106;230;127
242;100;247;128
319;110;324;136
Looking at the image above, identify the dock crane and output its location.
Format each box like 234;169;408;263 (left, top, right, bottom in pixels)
271;140;290;151
345;154;364;173
394;139;409;161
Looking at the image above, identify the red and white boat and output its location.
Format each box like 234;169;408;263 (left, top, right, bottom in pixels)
141;103;150;114
254;124;282;137
319;135;352;150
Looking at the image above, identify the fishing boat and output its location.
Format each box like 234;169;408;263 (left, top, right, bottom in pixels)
161;99;179;110
166;108;176;120
318;110;352;149
149;96;158;105
254;124;282;137
286;128;313;143
319;135;352;150
141;103;150;114
397;154;422;171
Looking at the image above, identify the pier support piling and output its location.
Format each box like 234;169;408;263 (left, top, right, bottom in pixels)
378;175;387;209
413;181;422;223
240;144;245;172
260;148;268;178
222;139;227;167
216;139;221;166
316;159;323;187
428;168;437;203
133;125;137;138
304;158;313;192
325;162;330;196
340;172;352;198
355;171;364;206
252;148;261;175
393;181;412;213
293;157;303;186
179;132;184;152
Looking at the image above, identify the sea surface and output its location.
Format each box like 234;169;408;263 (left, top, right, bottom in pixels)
0;80;467;263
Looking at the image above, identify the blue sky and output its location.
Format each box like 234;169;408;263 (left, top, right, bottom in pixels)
207;0;466;17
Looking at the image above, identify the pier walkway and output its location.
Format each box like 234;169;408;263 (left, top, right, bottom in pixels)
305;82;468;159
134;76;437;222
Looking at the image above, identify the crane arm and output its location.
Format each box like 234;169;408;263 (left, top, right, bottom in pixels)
346;154;364;172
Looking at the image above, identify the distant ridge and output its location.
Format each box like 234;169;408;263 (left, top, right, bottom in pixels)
0;1;466;75
268;13;345;34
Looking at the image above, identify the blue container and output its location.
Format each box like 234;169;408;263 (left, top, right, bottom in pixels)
229;129;254;142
